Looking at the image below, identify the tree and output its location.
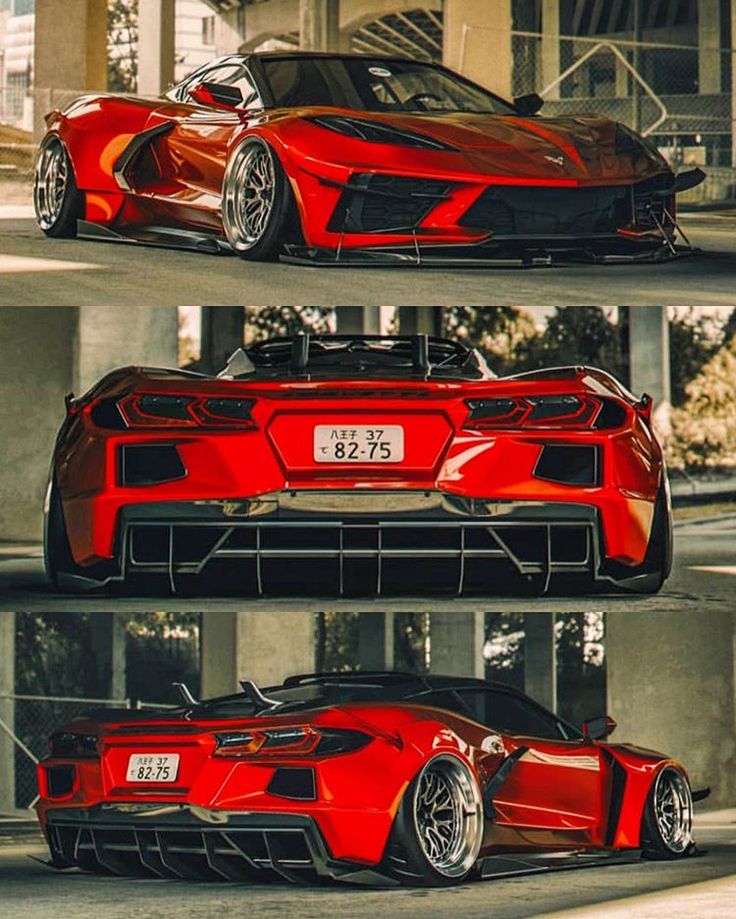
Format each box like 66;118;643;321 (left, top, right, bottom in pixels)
668;308;721;407
244;306;335;342
668;333;736;471
108;0;139;93
442;306;538;377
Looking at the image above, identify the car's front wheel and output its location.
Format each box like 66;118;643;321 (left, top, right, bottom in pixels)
641;767;694;859
222;137;297;260
33;136;83;237
383;753;484;886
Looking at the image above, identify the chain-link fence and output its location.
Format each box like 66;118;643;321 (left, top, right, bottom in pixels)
0;694;171;814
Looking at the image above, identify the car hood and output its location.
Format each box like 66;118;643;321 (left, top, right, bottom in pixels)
285;107;670;182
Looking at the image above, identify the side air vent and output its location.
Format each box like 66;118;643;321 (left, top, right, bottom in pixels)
46;764;76;798
534;445;600;486
119;445;186;486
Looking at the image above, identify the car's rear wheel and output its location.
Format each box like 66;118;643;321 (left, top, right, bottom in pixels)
222;137;297;260
641;767;693;859
34;136;83;237
383;754;483;886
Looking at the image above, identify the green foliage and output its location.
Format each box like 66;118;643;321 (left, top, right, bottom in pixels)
443;306;537;376
669;333;736;471
668;308;721;407
108;0;138;93
244;307;334;342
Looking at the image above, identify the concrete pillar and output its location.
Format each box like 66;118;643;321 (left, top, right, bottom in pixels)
300;0;340;52
443;0;512;98
200;307;245;374
75;306;179;395
335;306;381;335
0;613;15;814
137;0;177;96
430;612;484;678
628;306;671;440
698;0;722;95
89;613;127;700
0;307;179;543
541;0;561;99
524;613;557;712
33;0;107;139
200;611;316;697
357;612;394;670
397;307;442;336
216;7;247;55
606;609;736;808
732;0;736;166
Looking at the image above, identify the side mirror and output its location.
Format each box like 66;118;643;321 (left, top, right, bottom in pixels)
582;715;617;741
514;93;544;116
636;392;653;423
189;81;244;111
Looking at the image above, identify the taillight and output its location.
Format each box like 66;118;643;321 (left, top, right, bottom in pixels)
49;731;99;759
91;394;257;429
213;727;372;758
464;395;627;430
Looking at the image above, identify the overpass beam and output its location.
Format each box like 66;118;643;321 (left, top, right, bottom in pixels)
698;0;722;96
628;306;671;440
200;307;245;374
443;0;512;98
430;612;485;678
541;0;561;99
357;612;395;670
524;613;557;712
0;613;15;814
397;307;442;336
200;612;316;696
138;0;177;96
300;0;341;52
607;609;736;808
89;613;127;700
33;0;107;139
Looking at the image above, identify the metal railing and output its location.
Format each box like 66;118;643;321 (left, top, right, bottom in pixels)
0;693;170;814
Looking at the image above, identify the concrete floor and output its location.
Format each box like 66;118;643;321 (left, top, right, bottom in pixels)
0;511;733;613
1;211;735;307
0;812;734;919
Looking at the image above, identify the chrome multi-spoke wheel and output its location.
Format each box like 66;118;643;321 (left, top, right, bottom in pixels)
223;139;279;253
34;139;69;230
652;768;693;854
411;755;483;879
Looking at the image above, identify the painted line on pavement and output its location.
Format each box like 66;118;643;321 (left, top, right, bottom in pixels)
0;254;101;274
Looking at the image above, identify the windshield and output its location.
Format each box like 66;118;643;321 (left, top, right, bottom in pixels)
260;56;517;115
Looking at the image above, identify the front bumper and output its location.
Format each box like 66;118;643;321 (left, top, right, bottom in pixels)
69;490;651;595
43;804;387;884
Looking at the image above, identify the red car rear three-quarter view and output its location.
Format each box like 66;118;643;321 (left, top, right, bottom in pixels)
44;333;672;596
33;52;705;266
35;671;700;887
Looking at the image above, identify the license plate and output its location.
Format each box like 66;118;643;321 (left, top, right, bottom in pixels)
126;753;180;783
314;425;404;463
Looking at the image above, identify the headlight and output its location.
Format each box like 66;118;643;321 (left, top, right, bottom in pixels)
49;731;99;758
308;115;456;151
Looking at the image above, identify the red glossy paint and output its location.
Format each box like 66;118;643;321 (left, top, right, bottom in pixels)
35;683;687;876
37;53;681;257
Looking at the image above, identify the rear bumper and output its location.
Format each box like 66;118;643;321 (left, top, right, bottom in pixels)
43;804;386;884
63;490;655;594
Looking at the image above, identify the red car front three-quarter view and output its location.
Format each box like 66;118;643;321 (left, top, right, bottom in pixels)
35;672;698;887
44;334;672;596
33;52;705;266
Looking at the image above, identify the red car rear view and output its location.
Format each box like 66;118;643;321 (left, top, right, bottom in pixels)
44;334;672;595
35;672;697;887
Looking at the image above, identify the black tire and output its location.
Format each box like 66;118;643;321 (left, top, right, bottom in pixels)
44;478;83;588
641;767;694;860
221;137;297;261
382;754;484;887
33;136;83;238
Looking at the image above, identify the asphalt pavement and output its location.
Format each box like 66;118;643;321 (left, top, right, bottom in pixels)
0;811;734;919
0;511;733;613
0;208;735;306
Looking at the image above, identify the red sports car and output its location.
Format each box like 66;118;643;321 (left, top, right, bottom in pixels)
33;52;704;265
36;671;700;887
44;333;672;596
